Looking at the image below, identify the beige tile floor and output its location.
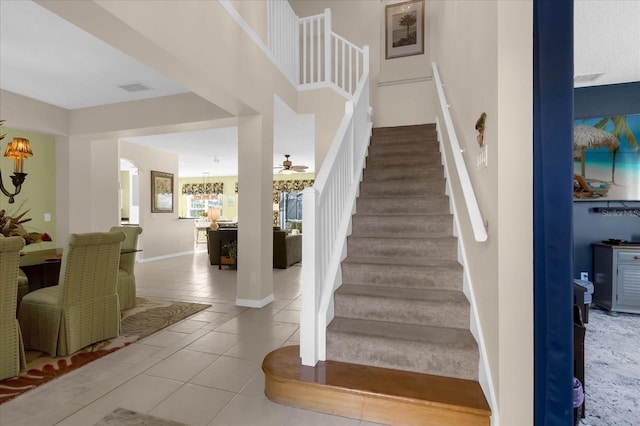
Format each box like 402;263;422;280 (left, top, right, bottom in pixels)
0;252;384;426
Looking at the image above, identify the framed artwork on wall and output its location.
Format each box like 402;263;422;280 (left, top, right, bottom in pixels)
151;170;174;213
385;0;425;59
573;113;640;201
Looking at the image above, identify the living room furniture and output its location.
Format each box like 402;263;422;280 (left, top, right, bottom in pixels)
217;228;238;269
110;226;142;310
0;236;26;380
206;228;302;269
273;230;302;269
18;232;125;356
592;243;640;314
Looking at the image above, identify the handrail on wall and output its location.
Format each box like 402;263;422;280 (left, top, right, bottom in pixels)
432;62;488;242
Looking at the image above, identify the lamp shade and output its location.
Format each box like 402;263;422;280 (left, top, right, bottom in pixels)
4;138;33;159
4;138;33;174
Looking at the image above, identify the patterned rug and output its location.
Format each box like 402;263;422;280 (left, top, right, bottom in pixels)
95;407;188;426
0;298;210;404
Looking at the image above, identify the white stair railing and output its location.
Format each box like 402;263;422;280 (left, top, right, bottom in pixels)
268;3;366;99
432;62;487;242
266;0;371;365
300;67;370;366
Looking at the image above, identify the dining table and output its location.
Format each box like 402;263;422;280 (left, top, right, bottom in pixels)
19;248;141;292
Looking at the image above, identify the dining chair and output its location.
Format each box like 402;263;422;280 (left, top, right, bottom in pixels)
0;235;26;379
18;232;125;357
109;226;142;310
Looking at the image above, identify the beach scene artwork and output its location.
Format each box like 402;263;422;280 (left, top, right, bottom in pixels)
573;113;640;201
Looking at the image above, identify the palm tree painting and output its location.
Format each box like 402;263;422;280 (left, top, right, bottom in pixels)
395;12;417;47
385;0;424;59
573;113;640;201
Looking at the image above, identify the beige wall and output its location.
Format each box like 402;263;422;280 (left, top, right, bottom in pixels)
290;0;437;128
430;1;534;424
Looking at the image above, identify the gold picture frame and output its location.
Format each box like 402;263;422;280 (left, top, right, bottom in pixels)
151;170;174;213
385;0;425;59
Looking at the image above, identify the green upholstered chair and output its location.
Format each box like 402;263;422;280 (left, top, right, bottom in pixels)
0;236;26;380
18;232;125;357
109;226;142;310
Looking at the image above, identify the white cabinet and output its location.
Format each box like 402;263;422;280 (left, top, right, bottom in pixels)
592;244;640;314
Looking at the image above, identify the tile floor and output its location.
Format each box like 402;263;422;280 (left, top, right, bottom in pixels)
0;252;383;426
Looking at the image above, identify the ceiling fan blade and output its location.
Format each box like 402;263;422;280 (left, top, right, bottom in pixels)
291;165;308;172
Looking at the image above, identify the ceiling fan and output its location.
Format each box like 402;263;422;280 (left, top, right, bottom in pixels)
274;154;308;174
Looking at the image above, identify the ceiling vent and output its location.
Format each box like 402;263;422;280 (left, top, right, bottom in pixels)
118;82;153;92
574;72;605;84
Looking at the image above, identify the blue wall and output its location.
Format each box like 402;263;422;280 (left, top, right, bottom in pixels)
573;82;640;278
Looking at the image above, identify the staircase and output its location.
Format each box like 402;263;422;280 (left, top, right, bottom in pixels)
263;124;490;425
328;123;478;381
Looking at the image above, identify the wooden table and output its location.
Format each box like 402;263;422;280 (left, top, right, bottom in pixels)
19;248;141;292
19;248;63;292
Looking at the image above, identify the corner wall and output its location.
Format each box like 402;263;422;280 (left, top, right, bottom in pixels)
430;1;534;424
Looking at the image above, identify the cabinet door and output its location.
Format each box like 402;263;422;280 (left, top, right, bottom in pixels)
616;264;640;313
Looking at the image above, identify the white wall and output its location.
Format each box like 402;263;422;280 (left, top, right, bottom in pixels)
430;1;534;424
120;141;194;260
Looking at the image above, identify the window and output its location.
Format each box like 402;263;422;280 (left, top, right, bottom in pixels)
187;194;223;218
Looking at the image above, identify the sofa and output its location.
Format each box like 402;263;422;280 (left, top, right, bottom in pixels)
207;228;301;269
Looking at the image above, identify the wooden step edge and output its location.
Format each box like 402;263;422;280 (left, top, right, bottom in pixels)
263;345;491;426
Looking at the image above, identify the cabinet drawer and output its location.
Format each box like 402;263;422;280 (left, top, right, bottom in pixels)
617;251;640;263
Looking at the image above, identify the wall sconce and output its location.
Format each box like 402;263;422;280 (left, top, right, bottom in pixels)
475;112;487;147
1;137;33;203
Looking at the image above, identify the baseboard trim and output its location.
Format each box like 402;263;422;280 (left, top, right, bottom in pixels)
236;294;274;308
139;251;194;263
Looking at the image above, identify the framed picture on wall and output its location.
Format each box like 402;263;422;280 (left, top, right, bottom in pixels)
573;113;640;201
385;0;425;59
151;170;174;213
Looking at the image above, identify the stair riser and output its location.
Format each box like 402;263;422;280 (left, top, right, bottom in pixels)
363;166;443;182
360;180;445;197
372;125;436;137
368;144;439;158
356;197;450;215
351;215;453;236
326;332;479;381
366;155;441;169
342;263;463;290
347;237;457;259
334;293;470;329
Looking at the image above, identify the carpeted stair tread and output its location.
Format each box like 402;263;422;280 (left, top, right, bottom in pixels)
352;214;453;236
356;196;450;215
343;255;461;269
327;317;479;380
347;235;457;259
363;165;443;181
335;284;470;329
359;180;445;197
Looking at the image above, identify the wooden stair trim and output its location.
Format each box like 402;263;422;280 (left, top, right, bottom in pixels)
263;346;491;425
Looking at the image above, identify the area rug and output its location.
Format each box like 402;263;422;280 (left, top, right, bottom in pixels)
95;407;188;426
0;298;210;405
583;307;640;426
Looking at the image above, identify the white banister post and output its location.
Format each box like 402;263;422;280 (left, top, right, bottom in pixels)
324;8;331;84
301;187;319;366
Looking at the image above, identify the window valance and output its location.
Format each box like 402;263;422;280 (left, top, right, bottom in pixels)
181;182;224;195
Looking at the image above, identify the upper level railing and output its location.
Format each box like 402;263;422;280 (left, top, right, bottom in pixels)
268;2;367;99
432;62;487;242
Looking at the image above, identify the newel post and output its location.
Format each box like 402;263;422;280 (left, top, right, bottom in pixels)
300;186;319;366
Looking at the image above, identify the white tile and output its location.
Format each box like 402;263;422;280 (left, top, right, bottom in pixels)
191;356;261;392
223;336;287;361
84;374;183;415
238;371;266;397
0;402;84;426
186;331;243;355
167;318;208;333
55;408;105;426
284;408;362;425
208;394;292;426
148;384;235;426
273;309;300;324
144;349;219;381
139;330;189;348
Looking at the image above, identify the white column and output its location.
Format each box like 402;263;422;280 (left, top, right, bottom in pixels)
236;112;274;308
